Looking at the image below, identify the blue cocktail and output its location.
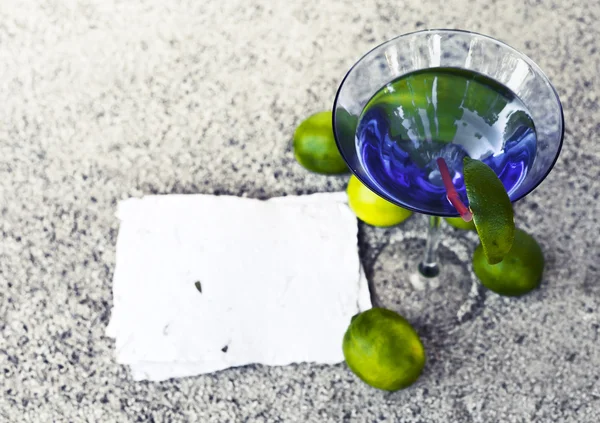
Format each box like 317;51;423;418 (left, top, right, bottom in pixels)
333;30;563;277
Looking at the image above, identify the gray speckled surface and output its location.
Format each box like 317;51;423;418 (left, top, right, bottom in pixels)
1;0;599;422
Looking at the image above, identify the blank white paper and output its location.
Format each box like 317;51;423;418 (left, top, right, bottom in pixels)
106;192;371;381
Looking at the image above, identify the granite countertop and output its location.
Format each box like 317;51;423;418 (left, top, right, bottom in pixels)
1;1;599;422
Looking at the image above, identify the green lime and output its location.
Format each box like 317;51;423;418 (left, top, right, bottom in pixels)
463;157;515;264
347;175;412;227
342;308;426;391
445;216;476;231
293;111;348;174
334;108;358;146
473;228;544;296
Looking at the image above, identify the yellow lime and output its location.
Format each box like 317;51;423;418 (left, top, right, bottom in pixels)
473;228;544;296
347;175;412;227
293;111;348;174
445;216;476;231
463;157;515;264
342;308;426;391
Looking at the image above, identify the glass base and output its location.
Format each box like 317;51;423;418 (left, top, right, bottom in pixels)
418;262;440;278
368;234;482;331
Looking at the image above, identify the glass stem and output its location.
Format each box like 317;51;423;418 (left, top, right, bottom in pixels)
418;215;441;278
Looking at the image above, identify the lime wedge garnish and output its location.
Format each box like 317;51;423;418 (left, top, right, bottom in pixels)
463;157;515;264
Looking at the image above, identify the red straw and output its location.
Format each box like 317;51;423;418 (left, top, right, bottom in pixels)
436;157;473;222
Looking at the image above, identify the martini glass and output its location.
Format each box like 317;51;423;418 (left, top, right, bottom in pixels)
333;30;564;278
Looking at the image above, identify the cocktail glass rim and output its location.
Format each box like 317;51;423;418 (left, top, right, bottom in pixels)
332;28;565;217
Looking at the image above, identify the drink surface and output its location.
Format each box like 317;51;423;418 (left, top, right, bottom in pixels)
356;67;536;215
